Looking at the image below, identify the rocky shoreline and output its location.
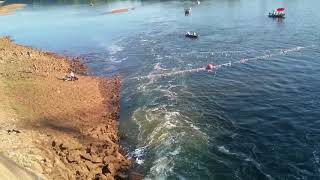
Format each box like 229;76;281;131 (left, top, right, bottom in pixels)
0;37;134;179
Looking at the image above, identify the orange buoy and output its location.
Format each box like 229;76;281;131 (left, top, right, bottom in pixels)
206;64;214;70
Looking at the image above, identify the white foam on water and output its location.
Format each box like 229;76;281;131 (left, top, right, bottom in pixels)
156;54;163;60
103;44;127;63
218;146;231;154
107;44;124;55
147;156;174;180
313;150;320;164
132;104;178;143
132;107;145;142
132;67;205;80
108;56;125;63
154;62;168;71
127;45;317;178
127;45;311;176
136;158;145;165
181;116;209;142
132;100;208;178
172;49;251;57
132;102;211;178
136;76;158;92
143;111;180;146
130;146;147;165
169;146;181;156
314;150;320;175
217;146;273;179
190;123;200;130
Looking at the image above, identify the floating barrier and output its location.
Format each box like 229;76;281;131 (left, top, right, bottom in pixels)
130;46;312;81
206;64;214;70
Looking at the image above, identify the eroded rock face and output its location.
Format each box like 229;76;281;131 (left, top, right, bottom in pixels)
0;37;132;179
52;139;130;179
48;78;132;179
48;78;131;179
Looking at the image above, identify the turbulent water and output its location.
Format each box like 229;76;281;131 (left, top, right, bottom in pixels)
1;0;320;179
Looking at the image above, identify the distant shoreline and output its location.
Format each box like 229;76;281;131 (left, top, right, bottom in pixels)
0;4;26;16
0;37;132;179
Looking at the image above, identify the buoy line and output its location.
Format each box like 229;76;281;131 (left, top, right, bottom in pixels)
129;45;315;81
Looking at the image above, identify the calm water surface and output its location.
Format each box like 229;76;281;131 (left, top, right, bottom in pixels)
1;0;320;179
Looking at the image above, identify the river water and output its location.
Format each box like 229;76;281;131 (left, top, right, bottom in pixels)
1;0;320;179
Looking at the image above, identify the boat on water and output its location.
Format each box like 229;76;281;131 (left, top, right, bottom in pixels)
185;32;198;38
268;8;285;18
185;8;191;16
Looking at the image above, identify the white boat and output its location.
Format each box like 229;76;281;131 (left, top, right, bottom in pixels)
185;32;199;38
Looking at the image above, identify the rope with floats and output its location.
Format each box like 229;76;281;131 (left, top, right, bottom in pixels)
130;45;314;81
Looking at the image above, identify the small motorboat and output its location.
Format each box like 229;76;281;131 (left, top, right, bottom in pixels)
185;8;191;16
268;8;285;18
185;32;198;38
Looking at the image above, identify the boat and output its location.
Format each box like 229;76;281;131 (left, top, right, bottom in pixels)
268;8;285;18
185;32;198;38
185;8;191;16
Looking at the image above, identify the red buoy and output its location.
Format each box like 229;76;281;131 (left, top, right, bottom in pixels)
206;64;214;70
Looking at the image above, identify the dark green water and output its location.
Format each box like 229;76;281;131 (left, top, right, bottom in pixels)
1;0;320;179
